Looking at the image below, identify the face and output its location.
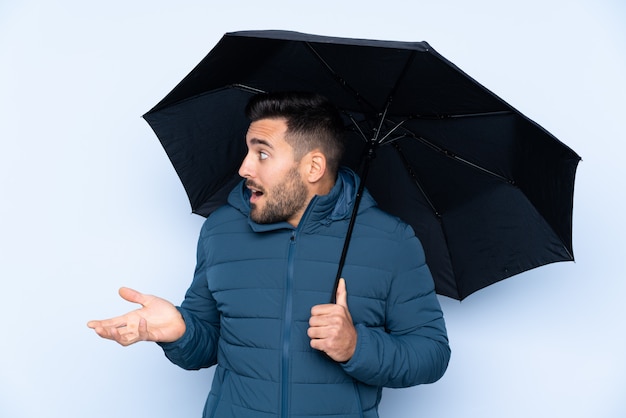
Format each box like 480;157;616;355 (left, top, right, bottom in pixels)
238;118;310;226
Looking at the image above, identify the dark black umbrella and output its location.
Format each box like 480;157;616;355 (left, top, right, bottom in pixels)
143;30;580;300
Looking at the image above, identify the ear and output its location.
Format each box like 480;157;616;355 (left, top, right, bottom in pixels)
304;150;327;184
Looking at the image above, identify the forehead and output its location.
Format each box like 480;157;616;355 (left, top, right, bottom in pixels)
246;118;290;148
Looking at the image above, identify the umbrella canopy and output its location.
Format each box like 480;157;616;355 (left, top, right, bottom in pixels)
143;30;580;300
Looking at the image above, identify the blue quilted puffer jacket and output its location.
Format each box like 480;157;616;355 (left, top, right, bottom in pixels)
160;168;450;417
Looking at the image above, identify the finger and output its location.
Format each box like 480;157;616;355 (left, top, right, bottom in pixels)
92;324;122;341
113;318;144;344
137;317;149;340
310;337;325;353
118;287;148;306
307;326;320;339
335;278;348;308
310;302;343;317
308;314;331;328
87;317;127;329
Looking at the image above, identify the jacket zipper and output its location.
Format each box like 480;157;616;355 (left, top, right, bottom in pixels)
280;197;317;418
281;229;297;418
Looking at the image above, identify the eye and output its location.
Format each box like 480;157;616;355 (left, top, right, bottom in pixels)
259;151;269;160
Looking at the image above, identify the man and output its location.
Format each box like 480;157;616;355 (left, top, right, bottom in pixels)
88;91;450;417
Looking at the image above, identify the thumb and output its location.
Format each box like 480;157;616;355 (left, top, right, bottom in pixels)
118;287;147;306
335;278;348;308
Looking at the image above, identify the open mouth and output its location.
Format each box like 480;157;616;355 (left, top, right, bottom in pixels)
246;181;265;203
250;190;264;203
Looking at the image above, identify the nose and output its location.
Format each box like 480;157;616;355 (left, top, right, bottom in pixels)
238;152;253;179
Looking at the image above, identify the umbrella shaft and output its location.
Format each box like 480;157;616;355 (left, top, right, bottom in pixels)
330;146;375;303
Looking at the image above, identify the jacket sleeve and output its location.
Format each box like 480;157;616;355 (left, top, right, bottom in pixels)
158;222;220;370
342;225;451;387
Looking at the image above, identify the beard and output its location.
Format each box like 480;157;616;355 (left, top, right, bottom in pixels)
248;166;309;224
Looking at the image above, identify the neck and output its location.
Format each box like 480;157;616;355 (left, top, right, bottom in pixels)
288;174;337;228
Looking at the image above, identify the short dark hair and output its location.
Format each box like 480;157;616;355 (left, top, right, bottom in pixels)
245;91;345;176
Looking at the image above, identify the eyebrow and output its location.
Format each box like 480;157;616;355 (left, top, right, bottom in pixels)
249;138;274;148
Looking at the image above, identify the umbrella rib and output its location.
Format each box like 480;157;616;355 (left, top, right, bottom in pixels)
373;102;391;143
392;142;441;218
446;110;513;119
408;110;514;120
346;113;369;142
391;143;461;297
378;119;407;144
398;125;514;184
384;50;417;102
231;84;267;94
304;42;379;115
374;51;416;143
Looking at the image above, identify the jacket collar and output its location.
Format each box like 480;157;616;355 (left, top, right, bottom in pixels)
228;167;376;233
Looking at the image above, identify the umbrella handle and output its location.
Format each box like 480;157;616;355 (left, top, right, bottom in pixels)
330;146;375;303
